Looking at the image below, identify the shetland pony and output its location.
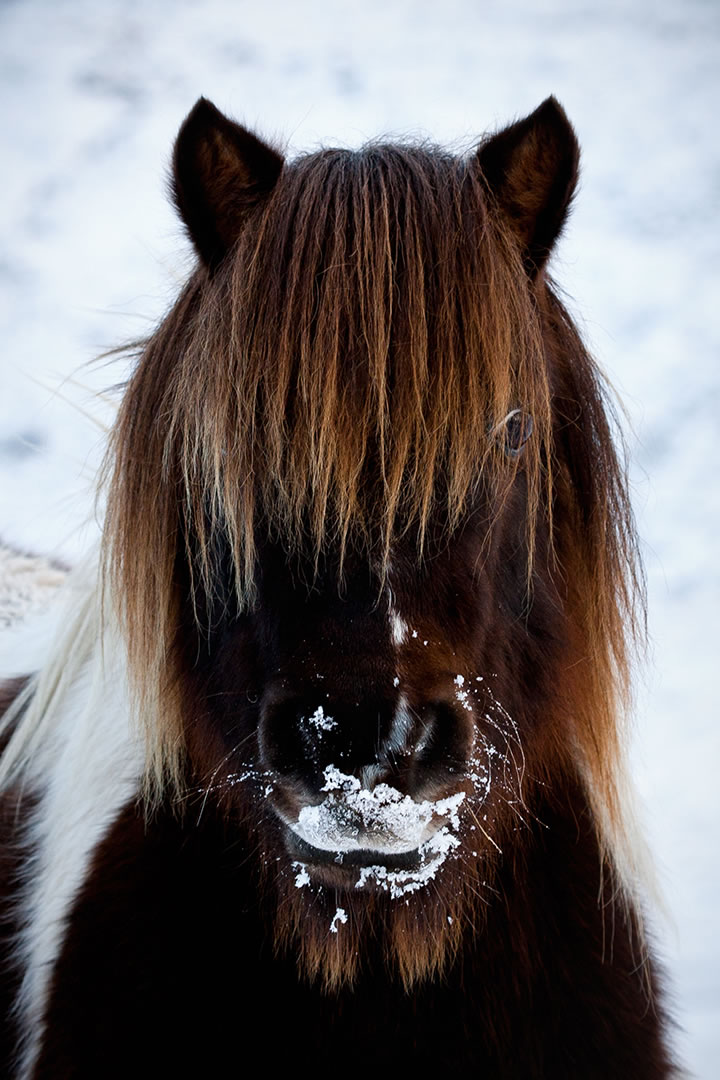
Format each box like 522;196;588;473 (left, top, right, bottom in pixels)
0;97;673;1077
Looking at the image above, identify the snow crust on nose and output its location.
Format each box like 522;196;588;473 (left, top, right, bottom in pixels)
290;765;465;854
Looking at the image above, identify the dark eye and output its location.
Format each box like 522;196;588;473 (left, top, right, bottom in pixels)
499;409;533;457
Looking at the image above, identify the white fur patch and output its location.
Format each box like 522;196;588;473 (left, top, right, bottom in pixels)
386;582;408;647
5;569;144;1079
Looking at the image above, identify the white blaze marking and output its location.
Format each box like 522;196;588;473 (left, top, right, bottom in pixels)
390;610;408;647
386;580;409;648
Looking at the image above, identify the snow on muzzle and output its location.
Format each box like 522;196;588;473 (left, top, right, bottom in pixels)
280;764;465;855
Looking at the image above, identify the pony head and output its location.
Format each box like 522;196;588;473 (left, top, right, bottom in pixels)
103;98;642;988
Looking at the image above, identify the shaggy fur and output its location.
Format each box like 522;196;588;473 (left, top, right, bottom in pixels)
0;97;673;1076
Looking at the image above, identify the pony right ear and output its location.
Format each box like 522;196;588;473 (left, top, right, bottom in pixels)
172;98;284;270
476;97;579;276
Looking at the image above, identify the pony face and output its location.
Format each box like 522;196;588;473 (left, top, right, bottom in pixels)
104;97;640;987
185;488;545;887
170;442;573;991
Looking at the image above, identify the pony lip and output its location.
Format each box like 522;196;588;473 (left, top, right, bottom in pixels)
274;795;439;859
285;831;423;873
286;817;429;856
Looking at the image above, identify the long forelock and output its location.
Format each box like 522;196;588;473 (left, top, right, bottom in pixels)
168;143;553;596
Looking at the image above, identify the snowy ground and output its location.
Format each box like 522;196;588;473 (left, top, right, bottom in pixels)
1;0;718;1073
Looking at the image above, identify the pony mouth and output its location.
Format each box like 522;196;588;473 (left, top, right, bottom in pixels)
274;766;468;892
284;830;423;873
286;824;465;897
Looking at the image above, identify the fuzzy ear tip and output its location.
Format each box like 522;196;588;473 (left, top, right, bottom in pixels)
535;96;576;138
193;96;222;118
531;97;581;184
178;97;222;140
538;94;564;114
172;99;228;197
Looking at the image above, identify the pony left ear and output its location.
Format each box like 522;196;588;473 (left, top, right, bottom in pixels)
477;97;579;275
172;97;284;269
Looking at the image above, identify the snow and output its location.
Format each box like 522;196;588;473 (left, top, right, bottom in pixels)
293;763;465;854
305;705;337;734
294;865;311;889
0;546;67;629
454;673;473;712
288;763;470;899
353;826;462;899
329;907;347;933
0;0;718;1072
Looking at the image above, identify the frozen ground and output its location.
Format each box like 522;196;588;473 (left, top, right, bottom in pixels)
0;0;717;1073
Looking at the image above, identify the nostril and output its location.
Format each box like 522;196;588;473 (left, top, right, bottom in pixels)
259;690;472;800
374;699;470;794
261;692;400;780
383;700;440;763
401;700;472;780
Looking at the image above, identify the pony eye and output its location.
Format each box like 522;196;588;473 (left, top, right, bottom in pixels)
499;410;533;457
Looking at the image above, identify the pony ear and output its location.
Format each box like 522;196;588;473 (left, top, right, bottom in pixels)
172;97;284;269
476;97;579;275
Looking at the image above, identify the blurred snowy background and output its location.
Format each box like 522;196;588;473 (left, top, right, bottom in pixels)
0;0;717;1073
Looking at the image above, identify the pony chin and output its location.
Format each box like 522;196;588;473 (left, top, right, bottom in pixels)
271;849;477;992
